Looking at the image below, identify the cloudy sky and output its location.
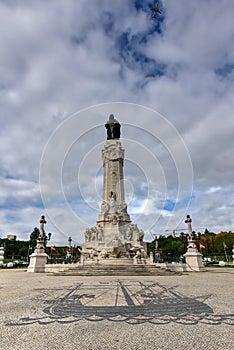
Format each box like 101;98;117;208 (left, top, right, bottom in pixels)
0;0;233;246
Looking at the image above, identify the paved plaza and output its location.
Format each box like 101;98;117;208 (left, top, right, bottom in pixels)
0;268;234;350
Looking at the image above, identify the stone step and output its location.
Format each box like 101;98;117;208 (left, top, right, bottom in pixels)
53;264;179;276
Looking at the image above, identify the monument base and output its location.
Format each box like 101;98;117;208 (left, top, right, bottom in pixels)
80;254;150;266
27;252;48;273
184;251;205;272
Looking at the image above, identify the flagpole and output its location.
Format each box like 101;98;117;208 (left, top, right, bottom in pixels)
223;242;228;262
27;245;31;261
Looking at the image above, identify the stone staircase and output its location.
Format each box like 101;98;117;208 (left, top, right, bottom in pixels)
52;264;180;276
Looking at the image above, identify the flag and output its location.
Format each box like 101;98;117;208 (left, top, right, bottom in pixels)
200;243;206;249
223;242;229;250
51;246;56;251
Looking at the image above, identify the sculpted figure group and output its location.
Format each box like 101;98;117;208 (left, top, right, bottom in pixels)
125;224;144;242
85;225;104;242
101;197;128;215
85;222;144;245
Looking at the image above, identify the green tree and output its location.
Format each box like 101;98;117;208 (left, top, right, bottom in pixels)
18;245;28;258
29;227;39;250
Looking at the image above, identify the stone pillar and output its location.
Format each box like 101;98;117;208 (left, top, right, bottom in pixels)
99;139;130;218
102;140;125;203
184;215;205;271
27;216;49;273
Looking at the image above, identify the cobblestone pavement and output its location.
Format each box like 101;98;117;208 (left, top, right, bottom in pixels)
0;268;234;350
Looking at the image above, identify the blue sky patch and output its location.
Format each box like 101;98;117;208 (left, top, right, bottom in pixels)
116;31;165;77
215;63;234;79
5;214;17;223
162;199;176;212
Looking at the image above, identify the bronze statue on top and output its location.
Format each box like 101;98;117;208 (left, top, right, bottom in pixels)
105;114;121;140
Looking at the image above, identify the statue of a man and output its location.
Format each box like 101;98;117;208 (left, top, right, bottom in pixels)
39;215;46;240
105;114;121;140
185;214;193;240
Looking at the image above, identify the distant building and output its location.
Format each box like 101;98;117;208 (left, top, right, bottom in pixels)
7;234;17;241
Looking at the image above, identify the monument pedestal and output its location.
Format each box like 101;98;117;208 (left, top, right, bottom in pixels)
27;252;48;273
184;250;205;271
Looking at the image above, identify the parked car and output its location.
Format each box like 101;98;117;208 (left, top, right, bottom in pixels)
204;260;219;266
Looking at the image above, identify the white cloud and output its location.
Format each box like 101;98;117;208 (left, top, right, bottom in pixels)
205;187;222;194
0;0;233;243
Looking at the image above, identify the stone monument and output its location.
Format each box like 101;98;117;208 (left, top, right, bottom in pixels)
82;115;147;264
184;215;205;271
27;215;49;272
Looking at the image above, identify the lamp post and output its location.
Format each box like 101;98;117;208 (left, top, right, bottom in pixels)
153;234;160;263
44;232;51;248
66;236;72;261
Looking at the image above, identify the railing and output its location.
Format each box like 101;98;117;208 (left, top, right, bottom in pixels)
47;257;80;264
